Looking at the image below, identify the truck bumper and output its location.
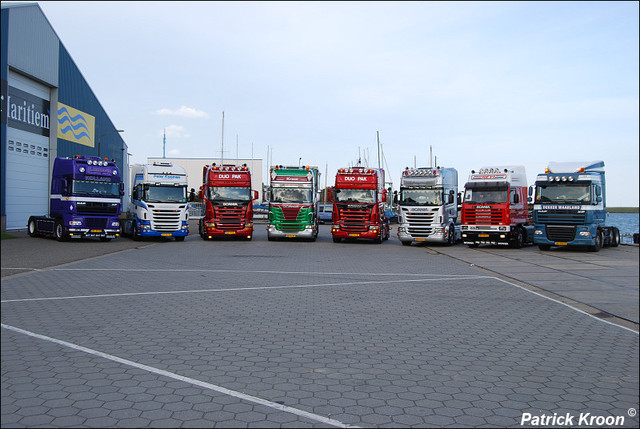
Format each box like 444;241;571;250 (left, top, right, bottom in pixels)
67;228;120;239
331;226;381;240
397;224;447;243
267;224;316;239
533;224;595;247
461;231;511;246
139;229;189;238
202;226;253;238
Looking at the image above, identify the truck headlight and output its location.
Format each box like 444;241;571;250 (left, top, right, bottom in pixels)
535;230;543;235
111;221;120;227
579;231;591;237
69;220;82;226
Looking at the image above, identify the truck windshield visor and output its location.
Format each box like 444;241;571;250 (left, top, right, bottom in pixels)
270;187;313;203
144;185;187;203
334;189;376;204
464;187;507;204
72;180;120;197
535;183;591;204
209;186;251;202
400;189;443;206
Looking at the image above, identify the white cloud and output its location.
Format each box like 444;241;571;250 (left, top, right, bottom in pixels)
155;106;209;119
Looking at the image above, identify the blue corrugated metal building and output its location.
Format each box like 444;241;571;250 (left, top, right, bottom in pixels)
1;2;128;230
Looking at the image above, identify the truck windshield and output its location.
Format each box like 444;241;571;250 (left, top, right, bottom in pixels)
72;180;120;197
334;189;376;204
536;183;591;204
400;189;443;206
144;185;187;203
209;186;251;202
464;187;508;204
270;187;313;203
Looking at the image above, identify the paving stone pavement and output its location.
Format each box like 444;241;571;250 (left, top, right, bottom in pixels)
1;225;638;427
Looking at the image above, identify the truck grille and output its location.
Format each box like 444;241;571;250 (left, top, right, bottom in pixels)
272;207;305;232
85;218;108;229
213;206;246;230
338;207;370;233
536;210;586;225
403;209;437;237
77;202;118;214
463;207;503;224
546;225;577;241
151;209;181;231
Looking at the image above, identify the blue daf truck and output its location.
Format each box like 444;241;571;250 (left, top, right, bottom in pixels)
531;160;620;252
27;156;124;241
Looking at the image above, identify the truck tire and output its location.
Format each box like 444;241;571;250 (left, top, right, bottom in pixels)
446;225;455;246
511;228;524;249
611;227;620;247
175;236;185;242
332;237;341;243
401;241;411;246
132;222;141;241
55;219;68;242
588;230;603;252
28;218;38;237
538;244;551;251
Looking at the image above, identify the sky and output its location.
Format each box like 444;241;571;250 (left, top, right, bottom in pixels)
33;1;639;206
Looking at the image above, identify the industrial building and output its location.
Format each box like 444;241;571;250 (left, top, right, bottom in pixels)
1;3;128;230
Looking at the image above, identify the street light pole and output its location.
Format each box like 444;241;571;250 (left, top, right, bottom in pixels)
97;129;124;158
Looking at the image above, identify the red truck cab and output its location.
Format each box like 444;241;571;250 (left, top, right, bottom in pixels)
198;163;258;240
330;167;390;244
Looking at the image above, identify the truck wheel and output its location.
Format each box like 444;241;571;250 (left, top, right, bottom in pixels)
28;218;38;237
511;228;524;249
446;225;455;246
401;241;411;246
538;244;551;251
611;227;620;247
55;220;68;242
132;222;141;241
588;230;603;252
332;237;341;243
175;236;185;242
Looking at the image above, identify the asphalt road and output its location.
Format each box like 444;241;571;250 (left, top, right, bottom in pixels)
2;223;638;427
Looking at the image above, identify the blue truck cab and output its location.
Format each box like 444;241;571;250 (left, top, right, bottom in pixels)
28;156;124;241
532;161;620;252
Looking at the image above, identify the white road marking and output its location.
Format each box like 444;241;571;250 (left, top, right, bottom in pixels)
1;276;487;303
0;323;360;428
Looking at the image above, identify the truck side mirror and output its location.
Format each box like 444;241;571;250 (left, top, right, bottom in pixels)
61;179;70;196
252;190;259;200
132;188;138;200
381;191;387;203
514;193;520;204
448;190;455;204
528;186;533;196
119;183;125;196
329;188;335;202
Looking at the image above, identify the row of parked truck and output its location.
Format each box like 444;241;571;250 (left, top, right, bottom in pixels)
27;156;620;252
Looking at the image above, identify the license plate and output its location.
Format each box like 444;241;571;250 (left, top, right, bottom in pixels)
286;234;296;238
479;234;489;238
555;242;568;246
225;231;236;235
91;229;102;233
161;233;171;237
415;238;426;241
349;233;360;237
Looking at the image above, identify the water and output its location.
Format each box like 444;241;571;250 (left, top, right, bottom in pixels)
606;212;639;244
